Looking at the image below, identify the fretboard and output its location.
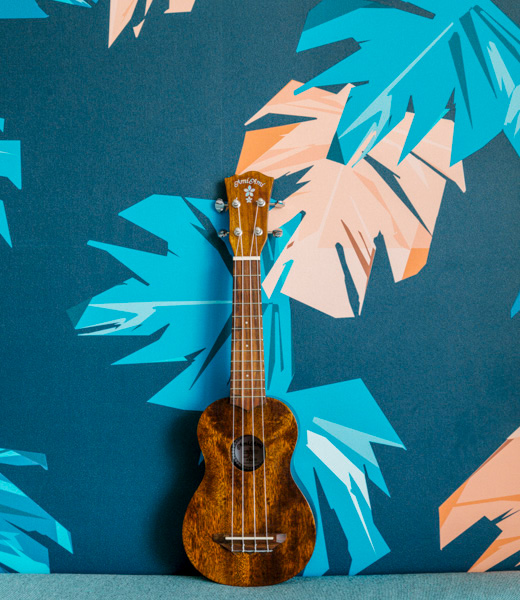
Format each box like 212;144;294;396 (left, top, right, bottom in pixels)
230;257;266;410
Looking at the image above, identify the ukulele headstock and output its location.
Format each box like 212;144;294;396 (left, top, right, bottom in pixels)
224;171;274;258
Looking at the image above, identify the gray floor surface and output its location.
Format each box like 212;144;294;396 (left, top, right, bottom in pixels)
1;572;520;600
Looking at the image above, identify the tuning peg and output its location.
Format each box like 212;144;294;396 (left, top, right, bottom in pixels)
270;200;285;208
218;229;229;238
269;229;283;238
215;198;227;213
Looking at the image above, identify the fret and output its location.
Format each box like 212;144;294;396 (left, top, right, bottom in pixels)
231;360;265;364
230;385;266;389
231;303;263;306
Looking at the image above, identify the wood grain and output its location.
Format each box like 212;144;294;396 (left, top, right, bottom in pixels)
225;171;273;259
183;397;316;586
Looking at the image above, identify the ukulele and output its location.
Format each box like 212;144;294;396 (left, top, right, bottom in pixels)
182;171;316;586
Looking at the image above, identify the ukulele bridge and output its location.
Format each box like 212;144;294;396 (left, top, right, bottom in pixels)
212;533;286;553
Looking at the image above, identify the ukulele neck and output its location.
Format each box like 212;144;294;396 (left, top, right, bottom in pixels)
230;257;266;410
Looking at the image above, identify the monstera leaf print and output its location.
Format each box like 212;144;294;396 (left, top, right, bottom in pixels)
0;119;22;248
440;427;520;571
284;381;405;575
0;448;72;572
237;81;465;318
0;0;195;47
439;297;520;571
297;0;520;165
70;195;298;410
0;0;98;18
512;290;520;318
109;0;196;47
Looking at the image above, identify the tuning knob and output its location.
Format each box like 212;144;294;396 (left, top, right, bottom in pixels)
215;198;227;213
218;229;229;238
270;200;285;208
269;229;283;238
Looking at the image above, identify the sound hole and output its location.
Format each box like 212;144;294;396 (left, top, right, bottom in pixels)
231;435;265;471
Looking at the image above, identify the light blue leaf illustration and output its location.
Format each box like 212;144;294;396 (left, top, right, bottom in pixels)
71;194;404;574
283;381;405;575
72;196;297;410
297;0;520;165
0;0;97;18
512;291;520;318
0;119;22;247
0;448;73;573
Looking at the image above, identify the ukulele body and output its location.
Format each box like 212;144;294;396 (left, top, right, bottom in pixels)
182;396;316;586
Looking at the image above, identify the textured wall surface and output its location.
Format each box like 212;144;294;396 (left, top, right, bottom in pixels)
0;0;519;576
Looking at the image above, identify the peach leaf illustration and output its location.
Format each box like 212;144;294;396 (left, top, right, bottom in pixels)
237;81;466;318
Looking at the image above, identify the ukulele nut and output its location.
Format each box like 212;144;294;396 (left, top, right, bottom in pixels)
256;198;266;207
231;199;240;208
254;227;263;236
233;228;243;237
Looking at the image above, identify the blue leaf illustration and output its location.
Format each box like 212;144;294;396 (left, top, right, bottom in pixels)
72;196;297;410
297;0;520;165
512;290;520;318
0;0;97;18
0;119;22;247
283;380;405;575
0;449;72;573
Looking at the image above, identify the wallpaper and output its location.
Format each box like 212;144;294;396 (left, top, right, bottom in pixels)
0;0;519;576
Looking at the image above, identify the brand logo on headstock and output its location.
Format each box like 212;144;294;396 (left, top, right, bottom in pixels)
244;185;254;202
234;177;265;189
234;177;265;203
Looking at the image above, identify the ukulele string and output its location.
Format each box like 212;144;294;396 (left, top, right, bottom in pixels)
231;255;238;553
258;235;269;552
237;206;245;553
249;205;260;551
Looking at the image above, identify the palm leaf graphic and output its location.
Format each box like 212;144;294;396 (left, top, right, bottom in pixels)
0;448;72;572
439;296;520;571
0;119;22;247
108;0;196;47
0;0;98;18
297;0;520;165
512;290;520;318
238;81;465;318
0;0;195;48
440;427;520;571
71;195;297;410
